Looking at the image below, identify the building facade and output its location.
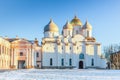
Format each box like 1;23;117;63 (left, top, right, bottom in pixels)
0;16;107;69
41;16;107;69
0;37;11;69
0;37;41;69
110;51;120;69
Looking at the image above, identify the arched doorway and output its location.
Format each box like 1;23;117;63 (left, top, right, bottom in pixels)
18;60;25;69
79;61;83;69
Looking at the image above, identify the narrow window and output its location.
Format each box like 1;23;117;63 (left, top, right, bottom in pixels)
70;47;71;50
37;64;39;67
91;58;94;66
52;33;54;37
87;30;89;37
76;30;79;34
50;58;53;66
69;58;72;66
77;47;79;50
62;46;63;50
20;52;23;56
61;58;64;66
36;52;39;57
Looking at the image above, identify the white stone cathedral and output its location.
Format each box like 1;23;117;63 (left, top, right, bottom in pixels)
41;16;107;69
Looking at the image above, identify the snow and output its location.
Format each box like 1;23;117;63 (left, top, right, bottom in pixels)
0;69;120;80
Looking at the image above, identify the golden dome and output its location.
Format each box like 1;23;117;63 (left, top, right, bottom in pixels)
63;21;73;30
44;19;59;32
70;16;82;26
82;20;92;30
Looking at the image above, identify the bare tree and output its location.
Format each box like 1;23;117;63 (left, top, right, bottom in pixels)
104;43;120;61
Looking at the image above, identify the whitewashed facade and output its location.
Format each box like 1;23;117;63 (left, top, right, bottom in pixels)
41;16;107;69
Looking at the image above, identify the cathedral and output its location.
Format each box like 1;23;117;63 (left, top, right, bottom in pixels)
41;16;107;69
0;16;107;69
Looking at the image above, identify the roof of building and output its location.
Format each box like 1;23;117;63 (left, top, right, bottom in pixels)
44;19;59;32
63;21;73;30
70;16;82;26
82;20;92;30
85;37;96;42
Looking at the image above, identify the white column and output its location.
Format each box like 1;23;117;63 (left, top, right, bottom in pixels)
26;49;29;68
29;48;32;67
14;49;17;69
34;51;37;67
11;49;14;66
28;49;31;67
31;49;34;67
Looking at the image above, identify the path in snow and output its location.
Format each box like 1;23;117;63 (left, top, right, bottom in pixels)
0;69;120;80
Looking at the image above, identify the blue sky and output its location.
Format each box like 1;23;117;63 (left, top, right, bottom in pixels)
0;0;120;49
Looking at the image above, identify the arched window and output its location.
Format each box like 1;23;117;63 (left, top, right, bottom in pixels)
87;30;89;37
70;47;71;50
20;52;23;56
62;46;63;50
79;53;84;59
91;58;94;66
61;58;64;66
69;58;72;66
37;64;39;67
50;58;53;66
36;52;39;57
76;30;79;34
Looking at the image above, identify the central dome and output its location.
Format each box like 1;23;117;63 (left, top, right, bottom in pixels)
71;16;82;26
44;19;59;32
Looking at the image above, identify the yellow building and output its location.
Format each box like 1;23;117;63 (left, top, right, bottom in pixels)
0;37;11;69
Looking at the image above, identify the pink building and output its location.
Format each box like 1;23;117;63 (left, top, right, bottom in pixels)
0;37;42;69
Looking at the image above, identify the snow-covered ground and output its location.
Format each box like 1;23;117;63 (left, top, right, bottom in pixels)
0;69;120;80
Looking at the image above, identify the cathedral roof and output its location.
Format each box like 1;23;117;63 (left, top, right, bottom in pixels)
82;20;92;30
85;37;96;42
63;21;73;30
44;19;59;32
70;16;82;26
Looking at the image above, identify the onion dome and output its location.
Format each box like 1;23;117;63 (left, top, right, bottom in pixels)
44;19;59;32
63;21;73;30
82;20;92;30
71;15;82;26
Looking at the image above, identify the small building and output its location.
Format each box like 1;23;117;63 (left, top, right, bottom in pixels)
0;36;42;69
0;37;11;69
110;51;120;69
